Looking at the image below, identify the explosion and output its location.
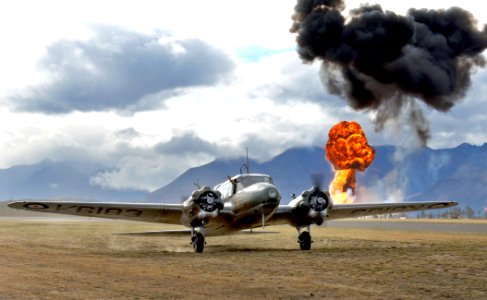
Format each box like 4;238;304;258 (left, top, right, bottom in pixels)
291;0;487;145
326;121;375;203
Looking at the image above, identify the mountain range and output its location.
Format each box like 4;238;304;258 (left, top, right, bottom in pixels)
148;144;487;213
1;144;486;213
0;159;147;201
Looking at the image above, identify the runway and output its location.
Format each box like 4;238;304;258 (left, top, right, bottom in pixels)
327;219;487;234
1;216;486;233
1;219;486;299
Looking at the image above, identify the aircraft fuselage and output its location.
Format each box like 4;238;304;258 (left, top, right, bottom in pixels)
226;181;280;227
181;174;281;235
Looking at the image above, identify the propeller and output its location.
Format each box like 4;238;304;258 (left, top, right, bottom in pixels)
309;173;329;212
311;173;325;189
196;190;221;212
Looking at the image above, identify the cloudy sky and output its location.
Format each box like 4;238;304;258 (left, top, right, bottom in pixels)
0;0;486;191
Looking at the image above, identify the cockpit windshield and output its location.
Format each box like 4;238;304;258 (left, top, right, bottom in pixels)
215;174;273;199
235;175;272;192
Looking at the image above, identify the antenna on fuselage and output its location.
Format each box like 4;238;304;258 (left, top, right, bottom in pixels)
193;178;201;189
246;147;250;174
240;147;250;174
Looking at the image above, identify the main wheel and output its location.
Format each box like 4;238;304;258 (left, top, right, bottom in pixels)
298;231;311;250
193;232;205;253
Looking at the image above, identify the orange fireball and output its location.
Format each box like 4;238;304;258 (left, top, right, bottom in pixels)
325;121;375;203
326;121;375;171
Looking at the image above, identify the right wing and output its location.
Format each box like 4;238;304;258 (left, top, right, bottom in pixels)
8;200;183;224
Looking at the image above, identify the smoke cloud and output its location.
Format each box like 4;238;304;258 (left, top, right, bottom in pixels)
291;0;487;145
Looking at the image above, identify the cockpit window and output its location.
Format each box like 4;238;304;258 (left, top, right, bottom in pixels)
215;174;273;198
236;175;271;192
215;181;233;200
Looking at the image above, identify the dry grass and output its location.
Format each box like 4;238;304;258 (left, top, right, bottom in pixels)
0;219;486;300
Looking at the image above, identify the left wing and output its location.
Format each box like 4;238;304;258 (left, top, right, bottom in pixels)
326;201;457;219
8;200;183;224
267;201;457;225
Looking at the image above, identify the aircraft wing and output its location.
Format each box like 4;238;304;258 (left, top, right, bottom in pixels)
325;201;457;220
267;201;457;225
8;200;183;224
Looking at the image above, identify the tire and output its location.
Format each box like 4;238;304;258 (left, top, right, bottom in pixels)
299;231;311;250
194;232;205;253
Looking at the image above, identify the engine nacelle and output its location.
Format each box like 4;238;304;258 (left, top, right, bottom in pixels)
184;186;223;220
289;186;332;226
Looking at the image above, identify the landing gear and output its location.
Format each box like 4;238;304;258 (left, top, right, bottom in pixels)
297;226;312;250
299;232;311;250
191;227;206;253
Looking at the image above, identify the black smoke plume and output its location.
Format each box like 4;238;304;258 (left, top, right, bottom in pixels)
291;0;487;144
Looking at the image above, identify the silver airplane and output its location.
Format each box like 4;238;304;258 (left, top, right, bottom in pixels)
8;172;457;253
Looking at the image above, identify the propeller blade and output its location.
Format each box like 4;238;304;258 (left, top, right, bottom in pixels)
311;173;324;189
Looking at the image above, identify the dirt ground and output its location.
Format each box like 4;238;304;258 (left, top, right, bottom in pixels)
0;219;486;300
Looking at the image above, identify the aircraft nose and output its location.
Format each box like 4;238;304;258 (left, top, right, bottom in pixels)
267;186;279;200
262;184;280;208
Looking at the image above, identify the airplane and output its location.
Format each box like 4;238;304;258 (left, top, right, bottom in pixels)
8;172;457;253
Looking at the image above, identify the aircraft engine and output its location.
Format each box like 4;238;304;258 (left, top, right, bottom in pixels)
186;186;223;219
307;188;329;212
290;186;332;225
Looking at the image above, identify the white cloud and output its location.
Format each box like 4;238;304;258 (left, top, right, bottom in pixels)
7;26;234;113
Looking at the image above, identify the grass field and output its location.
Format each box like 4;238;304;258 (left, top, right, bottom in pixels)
0;219;486;299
